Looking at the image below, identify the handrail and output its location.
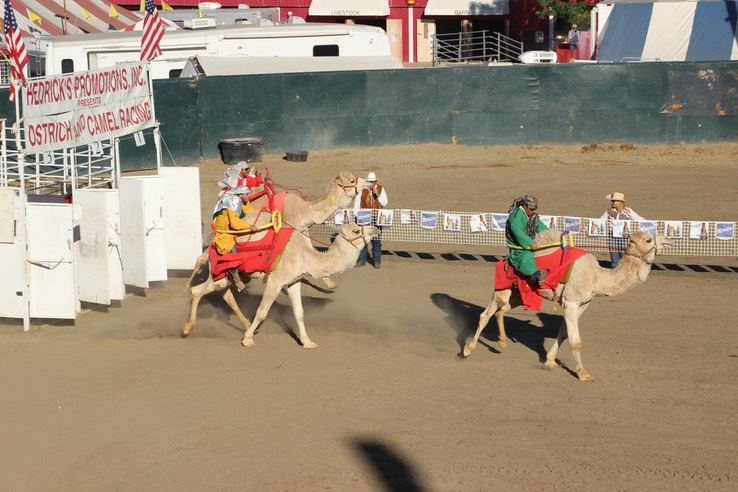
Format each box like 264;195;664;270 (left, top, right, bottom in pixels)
433;29;523;66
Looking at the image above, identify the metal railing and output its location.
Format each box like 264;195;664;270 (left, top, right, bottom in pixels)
433;30;523;66
1;57;11;86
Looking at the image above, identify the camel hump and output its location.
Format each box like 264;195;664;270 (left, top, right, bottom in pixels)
535;229;562;245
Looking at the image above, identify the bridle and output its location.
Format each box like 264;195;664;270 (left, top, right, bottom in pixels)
624;239;657;265
338;225;370;249
336;176;359;197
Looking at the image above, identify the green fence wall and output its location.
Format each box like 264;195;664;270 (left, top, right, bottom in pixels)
3;61;738;171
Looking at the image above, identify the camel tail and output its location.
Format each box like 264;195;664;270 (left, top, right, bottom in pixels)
185;250;210;291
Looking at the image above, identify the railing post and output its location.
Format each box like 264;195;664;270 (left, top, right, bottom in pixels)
457;32;462;62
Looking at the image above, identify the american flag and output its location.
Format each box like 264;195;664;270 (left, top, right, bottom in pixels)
140;0;164;61
3;0;28;102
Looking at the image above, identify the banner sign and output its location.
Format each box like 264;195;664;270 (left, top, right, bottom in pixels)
22;63;155;153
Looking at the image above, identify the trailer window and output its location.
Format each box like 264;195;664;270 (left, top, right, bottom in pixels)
61;59;74;74
313;45;339;57
28;54;46;78
169;69;182;78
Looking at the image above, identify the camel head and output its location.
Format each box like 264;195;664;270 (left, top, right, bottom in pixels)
335;223;379;248
332;172;365;199
624;231;671;264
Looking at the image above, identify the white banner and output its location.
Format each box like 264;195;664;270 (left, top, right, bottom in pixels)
24;96;154;153
22;63;155;153
22;63;151;117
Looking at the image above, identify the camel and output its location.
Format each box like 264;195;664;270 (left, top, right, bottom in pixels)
184;223;378;348
463;230;672;381
187;171;366;291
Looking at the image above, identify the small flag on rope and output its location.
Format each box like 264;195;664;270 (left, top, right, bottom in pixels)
109;3;119;19
4;0;29;103
140;0;164;61
27;8;41;24
81;7;91;21
162;1;173;10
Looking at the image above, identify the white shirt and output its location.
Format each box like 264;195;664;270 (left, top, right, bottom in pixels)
600;206;646;222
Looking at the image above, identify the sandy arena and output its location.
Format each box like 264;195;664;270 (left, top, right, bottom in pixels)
2;143;737;491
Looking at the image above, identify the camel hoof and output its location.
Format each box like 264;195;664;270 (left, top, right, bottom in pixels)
462;343;474;358
543;361;559;371
302;341;318;349
241;337;255;348
498;339;508;350
182;323;193;337
577;369;593;382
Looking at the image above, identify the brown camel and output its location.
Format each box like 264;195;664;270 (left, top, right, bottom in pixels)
463;230;672;381
184;223;378;348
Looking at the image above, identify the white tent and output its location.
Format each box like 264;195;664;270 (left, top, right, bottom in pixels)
598;0;738;62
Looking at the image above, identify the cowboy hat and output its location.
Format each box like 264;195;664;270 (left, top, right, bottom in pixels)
606;192;626;202
366;171;378;182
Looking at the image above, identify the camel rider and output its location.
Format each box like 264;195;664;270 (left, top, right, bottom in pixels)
506;195;549;287
212;185;256;290
246;166;265;189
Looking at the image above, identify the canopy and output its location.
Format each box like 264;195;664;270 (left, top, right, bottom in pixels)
424;0;509;16
308;0;390;17
598;0;738;62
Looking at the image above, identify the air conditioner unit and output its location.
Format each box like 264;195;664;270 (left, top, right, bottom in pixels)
183;18;217;30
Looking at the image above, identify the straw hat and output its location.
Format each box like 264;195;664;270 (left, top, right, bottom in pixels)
606;192;626;202
366;171;378;182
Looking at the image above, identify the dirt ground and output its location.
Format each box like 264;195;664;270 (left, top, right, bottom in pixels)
2;143;737;491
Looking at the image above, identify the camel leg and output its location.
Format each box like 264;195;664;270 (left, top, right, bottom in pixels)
565;302;592;381
221;285;252;331
463;289;510;357
285;282;318;349
184;250;210;292
544;302;592;381
241;280;283;348
183;277;219;337
543;320;567;370
494;289;520;349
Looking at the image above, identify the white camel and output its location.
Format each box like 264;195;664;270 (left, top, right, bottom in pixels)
184;223;378;348
187;171;366;291
463;230;672;381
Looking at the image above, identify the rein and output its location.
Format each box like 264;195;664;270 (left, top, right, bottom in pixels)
624;242;657;264
264;167;306;199
282;218;367;249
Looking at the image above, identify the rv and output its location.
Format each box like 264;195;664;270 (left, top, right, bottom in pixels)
24;21;395;80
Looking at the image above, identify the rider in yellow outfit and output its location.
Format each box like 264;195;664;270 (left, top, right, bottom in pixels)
212;185;256;290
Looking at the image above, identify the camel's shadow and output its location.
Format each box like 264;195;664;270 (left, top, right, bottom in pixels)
430;293;560;363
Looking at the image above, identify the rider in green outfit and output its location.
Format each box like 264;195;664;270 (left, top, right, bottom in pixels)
505;195;549;286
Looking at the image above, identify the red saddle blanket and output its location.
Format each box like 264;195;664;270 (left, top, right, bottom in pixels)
209;190;294;281
493;247;588;311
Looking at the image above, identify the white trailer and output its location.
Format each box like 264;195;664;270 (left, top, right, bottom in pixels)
25;21;395;80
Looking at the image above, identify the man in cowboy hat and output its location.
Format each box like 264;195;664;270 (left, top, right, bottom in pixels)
353;171;388;268
506;195;549;287
600;192;647;268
